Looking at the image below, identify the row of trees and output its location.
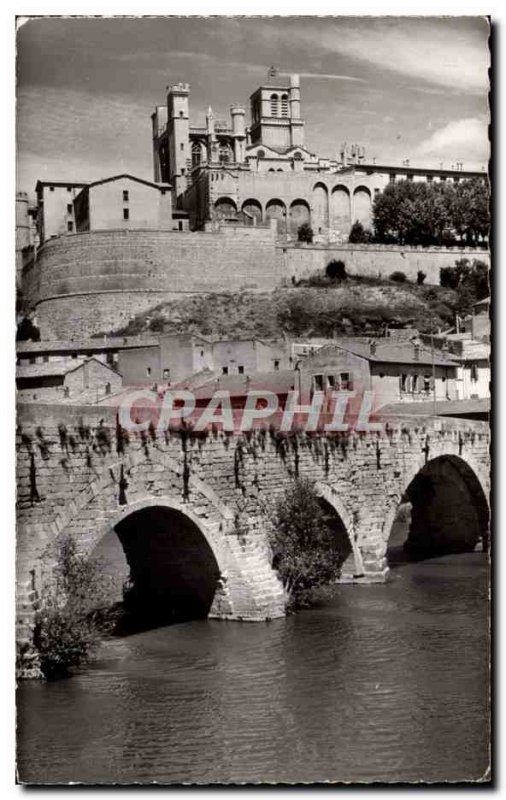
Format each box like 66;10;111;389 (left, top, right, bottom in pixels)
352;177;489;247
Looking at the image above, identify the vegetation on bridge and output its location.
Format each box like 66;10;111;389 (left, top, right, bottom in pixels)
34;536;113;679
268;478;344;608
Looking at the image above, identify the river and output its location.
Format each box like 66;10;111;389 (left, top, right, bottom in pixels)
17;550;489;785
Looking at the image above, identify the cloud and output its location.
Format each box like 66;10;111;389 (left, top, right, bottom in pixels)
417;117;489;168
292;72;366;83
296;18;490;94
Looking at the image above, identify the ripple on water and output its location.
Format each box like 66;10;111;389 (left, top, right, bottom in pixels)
17;552;490;784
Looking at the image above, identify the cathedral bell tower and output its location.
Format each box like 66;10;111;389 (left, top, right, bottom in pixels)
249;73;304;150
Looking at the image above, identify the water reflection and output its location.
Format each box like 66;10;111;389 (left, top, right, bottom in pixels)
17;551;489;784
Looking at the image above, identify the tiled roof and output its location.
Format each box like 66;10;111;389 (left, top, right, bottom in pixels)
16;356;121;379
378;398;489;418
192;370;296;399
17;335;159;353
311;339;459;367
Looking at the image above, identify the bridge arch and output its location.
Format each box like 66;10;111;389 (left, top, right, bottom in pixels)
382;454;490;563
107;498;222;626
315;482;365;577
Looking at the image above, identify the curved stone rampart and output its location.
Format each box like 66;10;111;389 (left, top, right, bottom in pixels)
25;228;283;339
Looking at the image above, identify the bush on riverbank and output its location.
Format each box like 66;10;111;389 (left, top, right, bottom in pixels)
34;536;112;679
268;478;343;608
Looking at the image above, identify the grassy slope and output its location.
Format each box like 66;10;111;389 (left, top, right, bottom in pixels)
96;278;459;340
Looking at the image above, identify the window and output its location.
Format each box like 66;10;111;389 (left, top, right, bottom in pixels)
123;208;129;220
163;368;170;381
274;359;280;372
219;143;232;164
161;189;166;195
407;174;414;182
281;93;289;116
67;221;73;232
257;149;265;159
123;190;129;202
146;367;151;376
426;175;433;183
222;366;228;375
178;221;183;231
400;373;408;392
313;374;324;391
293;152;303;161
423;374;431;392
180;142;184;151
71;352;78;359
181;168;185;175
412;374;419;392
238;365;244;374
270;93;279;116
29;356;36;365
179;110;184;117
470;363;479;382
327;374;336;388
67;204;73;214
43;355;49;363
49;186;54;192
340;372;352;390
67;187;72;192
389;174;396;184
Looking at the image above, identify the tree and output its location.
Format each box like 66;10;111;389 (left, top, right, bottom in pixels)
268;478;344;607
348;220;371;243
372;178;489;246
297;222;314;243
439;258;489;316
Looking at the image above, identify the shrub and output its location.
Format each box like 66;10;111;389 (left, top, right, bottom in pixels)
148;315;165;332
417;270;426;285
390;270;407;283
34;536;112;679
268;478;344;608
326;259;347;281
297;222;314;243
348;220;372;243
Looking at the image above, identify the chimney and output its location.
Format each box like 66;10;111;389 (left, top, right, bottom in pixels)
369;339;376;356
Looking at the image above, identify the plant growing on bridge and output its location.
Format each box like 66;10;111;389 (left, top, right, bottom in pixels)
268;478;343;608
34;535;112;679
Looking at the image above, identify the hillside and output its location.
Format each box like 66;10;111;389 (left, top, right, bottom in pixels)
96;278;461;340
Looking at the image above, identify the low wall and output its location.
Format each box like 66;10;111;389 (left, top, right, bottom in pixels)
282;243;490;285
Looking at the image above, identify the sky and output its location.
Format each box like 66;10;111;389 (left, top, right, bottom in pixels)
16;15;490;197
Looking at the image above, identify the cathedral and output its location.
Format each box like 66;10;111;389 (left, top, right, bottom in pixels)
151;71;485;239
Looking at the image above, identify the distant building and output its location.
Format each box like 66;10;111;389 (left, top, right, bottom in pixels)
299;339;459;406
117;334;291;387
152;74;487;235
16;356;122;403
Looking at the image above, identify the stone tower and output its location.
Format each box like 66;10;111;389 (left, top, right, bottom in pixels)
166;83;190;205
248;74;305;150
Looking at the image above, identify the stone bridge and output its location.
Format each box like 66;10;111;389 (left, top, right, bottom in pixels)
16;403;490;666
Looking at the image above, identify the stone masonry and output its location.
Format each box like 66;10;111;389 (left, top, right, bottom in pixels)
16;401;490;675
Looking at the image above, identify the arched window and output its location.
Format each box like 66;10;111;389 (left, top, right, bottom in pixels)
257;149;265;159
192;142;203;168
281;94;289;116
270;93;279;116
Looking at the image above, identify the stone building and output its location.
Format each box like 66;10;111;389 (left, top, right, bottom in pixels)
16;356;122;403
73;174;187;233
152;73;487;237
